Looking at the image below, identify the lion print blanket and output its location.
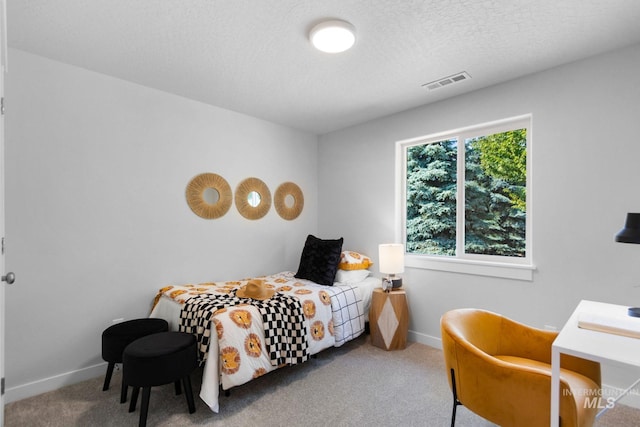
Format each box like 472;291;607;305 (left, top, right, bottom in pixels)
151;271;365;400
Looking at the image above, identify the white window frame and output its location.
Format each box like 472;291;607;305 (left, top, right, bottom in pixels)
396;114;535;281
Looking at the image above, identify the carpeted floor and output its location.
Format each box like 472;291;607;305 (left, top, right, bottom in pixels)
5;334;640;426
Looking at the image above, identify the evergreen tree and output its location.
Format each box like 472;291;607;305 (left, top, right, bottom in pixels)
406;140;457;255
464;140;503;254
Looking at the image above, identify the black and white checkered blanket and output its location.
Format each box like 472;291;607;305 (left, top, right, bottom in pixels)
179;291;309;367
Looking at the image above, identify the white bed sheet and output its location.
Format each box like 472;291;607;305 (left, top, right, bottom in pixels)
335;276;378;322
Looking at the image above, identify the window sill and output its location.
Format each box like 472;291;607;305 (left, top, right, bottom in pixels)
405;254;535;281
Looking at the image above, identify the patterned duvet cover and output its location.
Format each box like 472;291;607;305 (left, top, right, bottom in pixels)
150;271;370;412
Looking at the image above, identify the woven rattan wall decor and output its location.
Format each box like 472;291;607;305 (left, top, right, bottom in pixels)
235;177;272;220
185;173;233;219
274;182;304;220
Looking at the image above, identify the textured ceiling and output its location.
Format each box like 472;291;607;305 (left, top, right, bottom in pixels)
8;1;640;134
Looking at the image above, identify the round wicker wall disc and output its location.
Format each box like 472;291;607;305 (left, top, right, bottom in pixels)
274;182;304;220
235;177;271;220
185;173;232;219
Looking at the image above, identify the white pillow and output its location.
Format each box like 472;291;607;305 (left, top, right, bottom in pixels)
335;269;370;283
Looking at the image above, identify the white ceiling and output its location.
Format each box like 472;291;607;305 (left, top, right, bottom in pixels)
8;1;640;135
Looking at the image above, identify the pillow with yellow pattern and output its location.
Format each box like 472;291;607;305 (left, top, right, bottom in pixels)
338;251;373;271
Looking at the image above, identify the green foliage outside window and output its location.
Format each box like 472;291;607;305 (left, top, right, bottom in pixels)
406;129;526;257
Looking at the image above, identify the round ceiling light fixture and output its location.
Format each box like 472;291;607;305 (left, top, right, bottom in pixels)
309;19;356;53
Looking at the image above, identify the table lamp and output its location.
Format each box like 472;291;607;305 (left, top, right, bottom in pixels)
379;243;405;290
615;213;640;317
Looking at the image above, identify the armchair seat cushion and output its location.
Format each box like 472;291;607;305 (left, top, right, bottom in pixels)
497;355;600;427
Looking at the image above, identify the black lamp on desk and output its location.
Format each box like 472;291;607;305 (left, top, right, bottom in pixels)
615;213;640;317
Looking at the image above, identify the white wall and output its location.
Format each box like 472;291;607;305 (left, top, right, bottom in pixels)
7;41;640;404
319;44;640;395
4;49;318;401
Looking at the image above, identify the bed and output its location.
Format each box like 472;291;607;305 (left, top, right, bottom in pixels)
149;236;378;413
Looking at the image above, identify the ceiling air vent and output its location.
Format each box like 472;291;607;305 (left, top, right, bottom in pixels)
422;71;471;91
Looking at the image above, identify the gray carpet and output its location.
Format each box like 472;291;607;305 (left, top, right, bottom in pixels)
5;335;639;426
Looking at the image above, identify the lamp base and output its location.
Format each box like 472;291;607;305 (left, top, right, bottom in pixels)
382;277;403;291
628;307;640;317
390;277;402;289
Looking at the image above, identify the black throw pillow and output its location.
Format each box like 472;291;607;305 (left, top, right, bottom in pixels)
295;234;344;286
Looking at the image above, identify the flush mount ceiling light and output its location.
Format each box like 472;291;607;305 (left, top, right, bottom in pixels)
309;19;356;53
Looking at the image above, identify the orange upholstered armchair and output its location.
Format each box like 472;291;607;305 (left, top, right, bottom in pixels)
440;309;601;427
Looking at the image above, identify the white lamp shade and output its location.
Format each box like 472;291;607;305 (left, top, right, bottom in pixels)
309;20;356;53
379;244;405;275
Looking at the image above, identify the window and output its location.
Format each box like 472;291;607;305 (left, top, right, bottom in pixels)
397;115;534;280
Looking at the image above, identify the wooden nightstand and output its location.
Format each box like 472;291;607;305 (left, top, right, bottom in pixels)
369;288;409;350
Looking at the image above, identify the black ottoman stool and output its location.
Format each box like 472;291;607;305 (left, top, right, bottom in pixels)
123;331;197;427
101;318;169;403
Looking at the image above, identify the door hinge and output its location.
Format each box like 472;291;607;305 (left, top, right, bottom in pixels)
1;237;4;255
1;97;4;115
1;377;5;395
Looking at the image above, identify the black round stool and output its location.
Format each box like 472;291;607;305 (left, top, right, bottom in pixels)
123;331;198;427
101;318;169;403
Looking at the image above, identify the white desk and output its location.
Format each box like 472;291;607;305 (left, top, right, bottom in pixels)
551;300;640;426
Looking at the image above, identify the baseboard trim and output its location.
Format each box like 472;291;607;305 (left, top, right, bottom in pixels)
408;329;442;350
5;362;108;404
